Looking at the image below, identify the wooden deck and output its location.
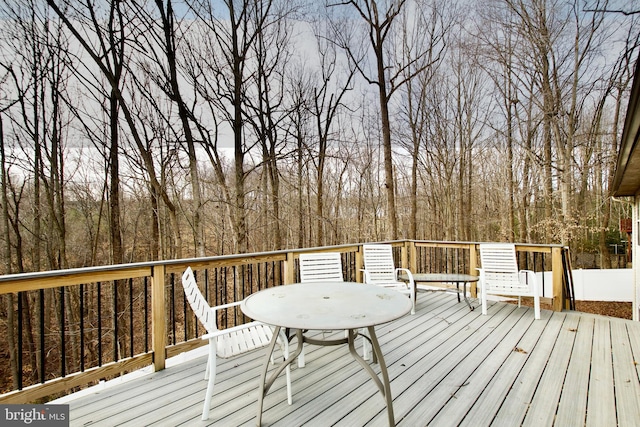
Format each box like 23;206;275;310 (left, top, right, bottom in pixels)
54;292;640;426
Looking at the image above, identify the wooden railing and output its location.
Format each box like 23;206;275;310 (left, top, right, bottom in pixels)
0;240;568;404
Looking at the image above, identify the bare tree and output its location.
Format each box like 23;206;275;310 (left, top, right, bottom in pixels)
329;0;446;239
306;17;357;246
129;0;207;257
244;1;296;251
186;0;289;253
46;0;184;261
397;0;451;239
595;29;639;267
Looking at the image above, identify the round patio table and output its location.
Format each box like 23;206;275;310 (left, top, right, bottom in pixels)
241;281;412;427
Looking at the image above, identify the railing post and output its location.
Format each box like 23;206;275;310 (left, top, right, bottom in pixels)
400;244;409;270
552;247;565;311
408;241;417;273
151;265;166;371
283;251;295;285
469;244;478;297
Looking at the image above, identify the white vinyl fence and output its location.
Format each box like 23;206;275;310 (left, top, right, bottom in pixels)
540;269;633;302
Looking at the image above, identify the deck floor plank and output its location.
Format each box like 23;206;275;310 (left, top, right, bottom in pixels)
397;304;530;425
611;319;640;426
51;293;640;427
485;310;566;427
627;319;640;381
425;306;535;426
457;308;552;427
553;314;594;427
522;312;580;427
586;317;617;427
359;303;516;426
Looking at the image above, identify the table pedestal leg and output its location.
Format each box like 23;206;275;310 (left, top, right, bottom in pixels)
461;282;474;310
256;328;303;426
347;327;395;426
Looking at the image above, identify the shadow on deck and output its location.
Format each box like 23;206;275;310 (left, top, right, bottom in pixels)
54;292;640;426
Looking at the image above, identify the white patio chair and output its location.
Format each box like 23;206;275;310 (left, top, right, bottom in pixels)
361;244;415;359
181;267;292;420
478;243;541;320
297;252;346;367
362;244;415;314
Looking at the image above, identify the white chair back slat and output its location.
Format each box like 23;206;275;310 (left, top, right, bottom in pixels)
363;245;399;284
182;268;217;332
479;243;531;294
299;252;344;282
254;324;272;345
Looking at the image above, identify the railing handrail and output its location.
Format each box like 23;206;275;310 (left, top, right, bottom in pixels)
0;243;370;291
0;240;565;285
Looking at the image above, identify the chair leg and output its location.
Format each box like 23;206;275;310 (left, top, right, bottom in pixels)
204;354;210;380
533;280;541;320
277;329;293;405
409;285;416;315
481;282;488;316
361;328;370;360
202;339;217;420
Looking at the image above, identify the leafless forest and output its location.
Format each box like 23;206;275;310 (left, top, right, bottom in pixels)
1;0;640;398
0;0;639;273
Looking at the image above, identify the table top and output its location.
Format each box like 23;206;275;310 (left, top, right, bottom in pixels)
399;273;479;283
241;282;412;330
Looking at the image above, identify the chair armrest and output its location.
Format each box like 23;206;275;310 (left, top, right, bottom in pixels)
202;320;265;341
204;300;251;339
395;268;414;285
211;300;243;312
395;268;414;299
518;269;539;294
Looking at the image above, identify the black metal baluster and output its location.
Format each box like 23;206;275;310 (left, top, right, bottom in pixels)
538;252;546;298
17;291;23;389
219;267;226;311
214;268;219;307
80;283;84;372
60;286;66;377
144;277;149;353
129;278;134;357
234;266;240;326
39;289;45;383
98;282;102;366
183;272;188;342
171;274;176;345
113;280;118;362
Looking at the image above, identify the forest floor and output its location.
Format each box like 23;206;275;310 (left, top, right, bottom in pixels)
573;300;633;319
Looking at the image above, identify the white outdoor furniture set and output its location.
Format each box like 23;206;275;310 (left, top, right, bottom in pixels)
180;243;543;422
